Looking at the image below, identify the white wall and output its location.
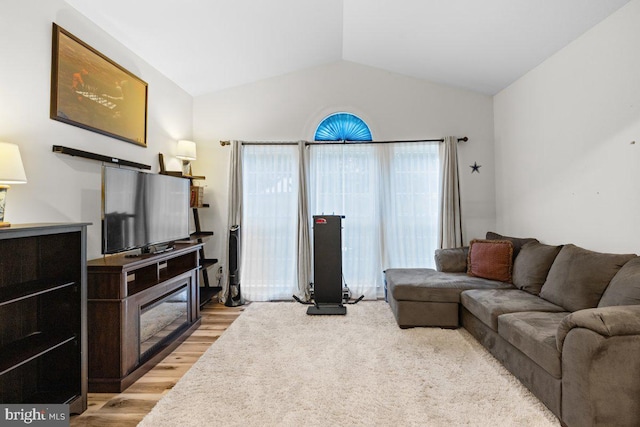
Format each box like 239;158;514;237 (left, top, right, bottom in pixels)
193;61;496;265
494;0;640;253
1;5;496;264
1;0;193;259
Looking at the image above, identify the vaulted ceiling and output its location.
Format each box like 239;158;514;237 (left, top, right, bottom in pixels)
64;0;630;96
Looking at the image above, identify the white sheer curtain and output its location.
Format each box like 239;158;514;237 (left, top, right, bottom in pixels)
238;140;444;302
380;142;440;269
241;144;299;301
308;144;383;299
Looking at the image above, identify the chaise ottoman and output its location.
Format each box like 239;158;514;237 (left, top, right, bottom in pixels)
385;267;514;328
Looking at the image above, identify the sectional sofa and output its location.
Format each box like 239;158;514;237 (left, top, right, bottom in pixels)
384;232;640;427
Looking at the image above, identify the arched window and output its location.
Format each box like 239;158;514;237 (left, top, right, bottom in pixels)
314;112;372;141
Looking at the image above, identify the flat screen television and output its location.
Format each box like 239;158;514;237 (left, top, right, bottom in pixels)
102;166;190;254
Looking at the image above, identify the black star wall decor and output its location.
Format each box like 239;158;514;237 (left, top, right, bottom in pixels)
470;162;481;173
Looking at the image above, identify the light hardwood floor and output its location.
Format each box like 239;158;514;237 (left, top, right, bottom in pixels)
71;301;245;427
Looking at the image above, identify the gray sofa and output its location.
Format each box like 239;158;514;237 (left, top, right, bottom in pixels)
384;232;640;427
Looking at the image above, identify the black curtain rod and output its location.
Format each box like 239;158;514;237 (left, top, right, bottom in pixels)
220;137;467;146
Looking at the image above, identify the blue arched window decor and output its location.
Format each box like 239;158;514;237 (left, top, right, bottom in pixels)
314;113;372;141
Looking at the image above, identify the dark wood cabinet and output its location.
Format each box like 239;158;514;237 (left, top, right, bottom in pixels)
87;242;202;392
0;223;88;414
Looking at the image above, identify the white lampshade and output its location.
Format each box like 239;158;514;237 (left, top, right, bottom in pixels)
0;142;27;184
176;140;197;161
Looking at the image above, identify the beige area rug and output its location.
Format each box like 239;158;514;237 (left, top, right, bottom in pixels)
138;302;560;427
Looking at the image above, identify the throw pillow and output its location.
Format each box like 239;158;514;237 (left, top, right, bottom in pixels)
598;256;640;307
467;239;514;282
512;241;563;295
486;231;538;259
539;244;636;312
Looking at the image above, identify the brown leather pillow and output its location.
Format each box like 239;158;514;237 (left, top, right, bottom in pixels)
467;239;514;282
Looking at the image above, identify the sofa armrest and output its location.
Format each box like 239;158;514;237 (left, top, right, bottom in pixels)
556;305;640;352
558;307;640;426
434;247;469;272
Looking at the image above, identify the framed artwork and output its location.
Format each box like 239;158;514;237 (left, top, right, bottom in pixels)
50;23;148;147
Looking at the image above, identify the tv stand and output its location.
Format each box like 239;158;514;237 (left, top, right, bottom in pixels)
87;242;202;392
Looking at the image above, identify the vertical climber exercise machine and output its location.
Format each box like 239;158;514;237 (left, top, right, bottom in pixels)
307;215;347;315
293;214;364;313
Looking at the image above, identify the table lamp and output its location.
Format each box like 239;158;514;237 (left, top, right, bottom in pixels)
176;140;197;175
0;142;27;227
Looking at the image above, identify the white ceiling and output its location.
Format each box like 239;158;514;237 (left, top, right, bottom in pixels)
64;0;630;97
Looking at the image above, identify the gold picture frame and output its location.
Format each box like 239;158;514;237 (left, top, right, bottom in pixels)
50;23;148;147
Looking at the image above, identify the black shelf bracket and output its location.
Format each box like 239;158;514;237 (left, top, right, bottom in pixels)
53;145;151;170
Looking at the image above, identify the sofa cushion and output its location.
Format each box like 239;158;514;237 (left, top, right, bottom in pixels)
467;239;514;282
434;247;469;272
539;244;635;312
512;242;563;296
498;311;569;379
599;256;640;307
385;268;513;303
486;231;538;259
461;289;565;331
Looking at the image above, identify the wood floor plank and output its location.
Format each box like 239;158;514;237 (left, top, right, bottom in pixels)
159;353;203;364
70;301;243;427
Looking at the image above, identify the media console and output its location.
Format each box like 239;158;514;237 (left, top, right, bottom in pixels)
87;242;202;392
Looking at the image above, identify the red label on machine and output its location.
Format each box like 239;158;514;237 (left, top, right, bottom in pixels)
315;218;327;224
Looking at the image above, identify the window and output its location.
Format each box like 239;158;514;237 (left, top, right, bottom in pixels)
309;142;440;299
241;145;299;301
239;114;441;301
309;144;382;299
381;143;440;268
314;113;372;141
